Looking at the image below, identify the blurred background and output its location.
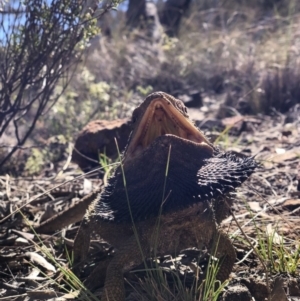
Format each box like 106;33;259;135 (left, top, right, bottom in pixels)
1;0;300;175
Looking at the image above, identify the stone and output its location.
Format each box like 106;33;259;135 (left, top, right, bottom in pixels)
72;119;131;172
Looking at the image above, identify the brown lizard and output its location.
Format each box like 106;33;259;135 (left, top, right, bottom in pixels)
73;91;257;301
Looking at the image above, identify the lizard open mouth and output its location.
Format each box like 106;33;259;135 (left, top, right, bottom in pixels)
126;96;213;159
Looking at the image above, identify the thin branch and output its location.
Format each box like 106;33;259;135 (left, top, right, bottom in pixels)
0;0;119;170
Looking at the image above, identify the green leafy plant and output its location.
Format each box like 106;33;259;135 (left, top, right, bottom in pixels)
254;222;300;275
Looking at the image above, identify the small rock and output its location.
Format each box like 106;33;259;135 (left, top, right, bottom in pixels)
72;119;131;172
241;278;269;301
271;277;288;301
221;284;252;301
289;278;300;296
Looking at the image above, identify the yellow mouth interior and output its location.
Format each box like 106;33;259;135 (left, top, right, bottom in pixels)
126;99;213;158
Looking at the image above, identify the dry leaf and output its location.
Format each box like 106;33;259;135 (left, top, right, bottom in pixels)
12;229;35;241
25;252;56;273
248;201;262;212
61;290;80;299
282;199;300;210
27;267;41;279
266;224;284;245
15;237;29;245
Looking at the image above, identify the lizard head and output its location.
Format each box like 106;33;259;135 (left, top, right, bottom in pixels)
99;91;257;222
124;92;214;162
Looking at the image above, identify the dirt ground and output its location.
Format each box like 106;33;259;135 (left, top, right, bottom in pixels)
0;99;299;301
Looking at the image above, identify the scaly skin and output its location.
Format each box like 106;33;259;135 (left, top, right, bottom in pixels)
73;92;257;301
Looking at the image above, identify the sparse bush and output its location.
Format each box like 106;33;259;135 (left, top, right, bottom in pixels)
0;0;121;171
